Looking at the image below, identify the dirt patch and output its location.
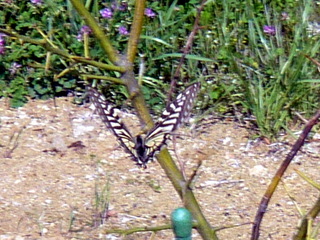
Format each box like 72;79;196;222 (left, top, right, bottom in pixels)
0;97;319;240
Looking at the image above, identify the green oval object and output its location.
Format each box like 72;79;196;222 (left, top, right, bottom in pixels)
171;208;193;240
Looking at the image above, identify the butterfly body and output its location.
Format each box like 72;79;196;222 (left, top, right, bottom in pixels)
132;134;154;164
89;82;200;168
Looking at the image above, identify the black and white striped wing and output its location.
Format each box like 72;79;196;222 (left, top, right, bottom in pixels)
88;82;201;168
143;82;201;161
88;87;137;158
148;82;201;137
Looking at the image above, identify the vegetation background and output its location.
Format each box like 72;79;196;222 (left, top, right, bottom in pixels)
1;0;320;139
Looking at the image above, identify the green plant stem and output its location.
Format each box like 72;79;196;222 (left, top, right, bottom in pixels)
156;150;218;240
104;223;174;235
69;0;119;64
121;70;155;129
122;0;153;129
82;74;124;85
293;195;320;240
68;1;217;239
0;28;124;73
127;0;146;63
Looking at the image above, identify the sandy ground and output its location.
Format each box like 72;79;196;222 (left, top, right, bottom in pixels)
0;96;320;240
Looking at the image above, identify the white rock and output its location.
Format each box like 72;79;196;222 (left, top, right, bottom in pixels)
249;165;268;177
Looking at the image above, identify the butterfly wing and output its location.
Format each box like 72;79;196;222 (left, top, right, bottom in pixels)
143;82;201;161
161;82;201;131
88;82;201;167
148;82;201;137
88;87;138;160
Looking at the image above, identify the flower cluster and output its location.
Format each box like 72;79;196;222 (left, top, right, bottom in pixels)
263;13;289;37
116;2;128;11
263;25;276;36
9;62;22;75
144;8;156;18
100;8;113;19
100;1;129;19
118;26;129;35
76;25;92;41
30;0;43;6
0;33;6;55
281;12;289;21
99;3;156;37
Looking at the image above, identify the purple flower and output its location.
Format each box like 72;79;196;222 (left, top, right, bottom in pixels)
111;1;128;11
30;0;43;6
100;8;113;19
263;25;276;36
118;2;128;11
0;33;6;46
76;26;92;41
111;1;117;10
76;33;83;42
118;26;129;35
9;62;22;75
0;45;5;55
281;12;289;21
80;25;92;34
144;8;156;18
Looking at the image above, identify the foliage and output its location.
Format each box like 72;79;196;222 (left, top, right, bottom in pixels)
194;0;320;138
0;0;320;137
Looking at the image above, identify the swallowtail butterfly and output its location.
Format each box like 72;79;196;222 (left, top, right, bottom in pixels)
88;82;200;168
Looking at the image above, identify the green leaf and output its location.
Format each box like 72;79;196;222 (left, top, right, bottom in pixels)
140;35;174;48
153;53;214;62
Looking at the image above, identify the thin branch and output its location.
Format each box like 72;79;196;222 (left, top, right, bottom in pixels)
103;223;173;235
167;0;207;103
214;221;252;232
0;28;125;73
251;110;320;240
103;221;201;235
69;0;119;64
127;0;146;63
3;126;25;158
293;195;320;240
304;54;320;68
82;74;124;85
185;160;202;192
